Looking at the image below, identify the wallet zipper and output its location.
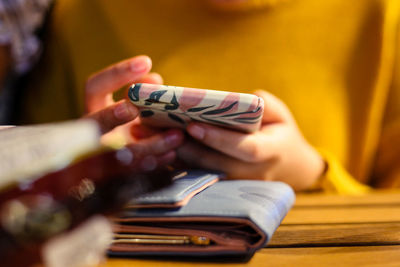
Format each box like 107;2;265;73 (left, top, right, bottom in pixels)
112;234;210;246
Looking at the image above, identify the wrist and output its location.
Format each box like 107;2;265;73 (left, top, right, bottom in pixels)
297;144;327;191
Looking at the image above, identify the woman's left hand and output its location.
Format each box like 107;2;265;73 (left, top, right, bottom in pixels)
178;90;325;191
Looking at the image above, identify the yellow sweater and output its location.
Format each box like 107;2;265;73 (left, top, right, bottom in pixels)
21;0;400;193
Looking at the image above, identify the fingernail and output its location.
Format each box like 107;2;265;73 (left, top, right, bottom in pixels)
130;57;151;72
114;102;137;120
140;155;157;171
164;132;181;146
187;124;205;140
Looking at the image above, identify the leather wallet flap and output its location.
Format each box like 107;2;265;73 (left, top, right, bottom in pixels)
111;180;295;256
126;170;223;208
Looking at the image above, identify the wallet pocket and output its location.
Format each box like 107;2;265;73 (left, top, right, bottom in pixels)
110;177;295;257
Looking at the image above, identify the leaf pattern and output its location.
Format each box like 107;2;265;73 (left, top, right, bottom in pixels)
168;113;186;125
220;106;262;117
145;90;167;105
199;116;232;126
128;84;263;132
234;116;263;122
164;92;179;110
233;118;260;124
187;105;215;112
202;101;238;115
140;110;154;117
129;83;141;101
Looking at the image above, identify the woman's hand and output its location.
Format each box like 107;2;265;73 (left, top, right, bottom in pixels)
83;55;184;168
178;90;325;191
84;55;162;134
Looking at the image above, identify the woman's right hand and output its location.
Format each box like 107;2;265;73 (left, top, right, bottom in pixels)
84;55;161;134
83;55;184;169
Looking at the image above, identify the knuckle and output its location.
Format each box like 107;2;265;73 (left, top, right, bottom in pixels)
98;111;112;132
141;134;166;155
203;128;222;146
99;108;119;132
151;137;168;154
196;151;211;166
242;140;264;163
108;65;121;79
127;143;145;157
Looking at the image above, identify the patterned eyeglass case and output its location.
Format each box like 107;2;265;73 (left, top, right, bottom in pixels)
128;83;264;133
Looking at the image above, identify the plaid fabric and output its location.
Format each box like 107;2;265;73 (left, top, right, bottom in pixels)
0;0;52;73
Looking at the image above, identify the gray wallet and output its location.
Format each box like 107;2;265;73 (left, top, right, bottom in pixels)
109;170;295;257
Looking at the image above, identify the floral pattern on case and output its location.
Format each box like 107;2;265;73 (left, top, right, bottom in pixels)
128;83;264;132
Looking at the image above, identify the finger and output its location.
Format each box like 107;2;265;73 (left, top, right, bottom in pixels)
253;90;294;124
84;100;139;134
179;141;316;190
177;142;272;180
139;151;176;171
186;122;277;162
154;150;176;167
137;72;164;85
127;129;184;156
130;123;162;140
86;55;152;113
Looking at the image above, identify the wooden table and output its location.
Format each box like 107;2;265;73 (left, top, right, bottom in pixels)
101;191;400;267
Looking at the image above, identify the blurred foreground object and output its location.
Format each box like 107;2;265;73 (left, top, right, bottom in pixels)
0;120;174;266
0;0;53;74
0;120;100;189
0;0;53;124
